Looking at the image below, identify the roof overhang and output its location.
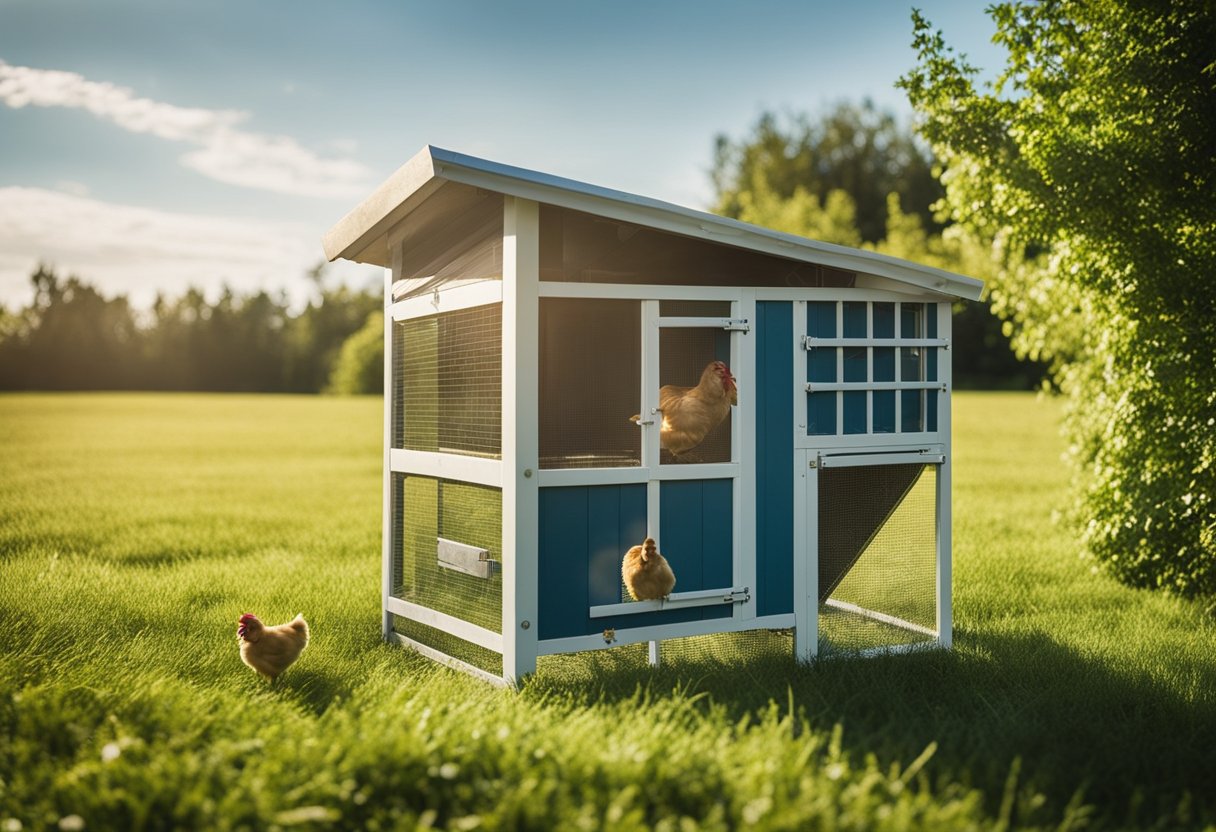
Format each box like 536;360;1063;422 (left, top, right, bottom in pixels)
323;145;984;301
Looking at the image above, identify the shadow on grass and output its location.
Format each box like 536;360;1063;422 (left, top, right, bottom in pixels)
524;627;1216;828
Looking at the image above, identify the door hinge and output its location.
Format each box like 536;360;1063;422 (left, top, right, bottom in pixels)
723;319;750;332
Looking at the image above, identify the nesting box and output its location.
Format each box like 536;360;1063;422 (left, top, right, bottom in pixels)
323;146;983;684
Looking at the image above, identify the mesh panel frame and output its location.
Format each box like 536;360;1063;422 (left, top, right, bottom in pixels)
392;473;503;635
818;464;938;654
395;304;502;458
657;327;733;465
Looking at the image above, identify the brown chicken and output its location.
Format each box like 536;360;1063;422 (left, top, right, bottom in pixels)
237;613;309;682
632;361;738;457
622;537;676;601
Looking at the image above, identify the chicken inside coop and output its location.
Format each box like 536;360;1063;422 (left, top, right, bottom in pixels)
631;360;737;460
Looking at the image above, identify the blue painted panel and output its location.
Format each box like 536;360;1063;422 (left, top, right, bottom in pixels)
538;487;589;640
844;391;867;434
808;392;836;436
538;484;649;640
587;487;625;605
756;302;794;617
699;479;734;621
873;302;895;338
843;302;867;338
928;391;939;433
808;348;836;383
808;301;836;338
927;348;938;383
901;390;923;432
901;303;923;338
874;390;896;433
874;347;895;382
927;303;938;338
843;346;867;382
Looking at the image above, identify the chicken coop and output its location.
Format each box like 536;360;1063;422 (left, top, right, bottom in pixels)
323;146;983;685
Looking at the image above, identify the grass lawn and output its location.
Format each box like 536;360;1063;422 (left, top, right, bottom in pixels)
1;392;1213;830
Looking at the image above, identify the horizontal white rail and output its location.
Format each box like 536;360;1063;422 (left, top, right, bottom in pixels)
385;596;505;653
538;613;795;655
805;337;948;348
805;381;946;392
589;586;749;619
390;280;502;321
391;633;507;687
819;451;944;469
389;449;503;488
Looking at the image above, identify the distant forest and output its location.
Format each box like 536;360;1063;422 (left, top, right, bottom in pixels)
0;264;382;394
0;260;1038;394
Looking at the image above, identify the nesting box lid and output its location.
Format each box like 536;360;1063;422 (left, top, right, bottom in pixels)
323;145;983;301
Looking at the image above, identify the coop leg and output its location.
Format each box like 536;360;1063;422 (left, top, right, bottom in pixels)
648;640;661;668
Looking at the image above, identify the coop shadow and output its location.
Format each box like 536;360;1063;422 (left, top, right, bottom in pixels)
525;627;1216;826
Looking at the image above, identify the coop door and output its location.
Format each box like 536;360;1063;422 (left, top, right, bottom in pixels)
537;297;752;646
796;451;945;659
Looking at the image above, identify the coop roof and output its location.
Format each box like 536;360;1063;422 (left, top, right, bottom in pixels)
323;145;983;301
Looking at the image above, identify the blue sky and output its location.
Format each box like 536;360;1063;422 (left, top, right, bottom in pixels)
0;0;1003;310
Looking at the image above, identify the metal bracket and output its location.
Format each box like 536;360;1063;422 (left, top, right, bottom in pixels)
602;628;616;644
723;319;750;332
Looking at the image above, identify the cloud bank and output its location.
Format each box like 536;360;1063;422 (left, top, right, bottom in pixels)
0;187;377;311
0;61;372;198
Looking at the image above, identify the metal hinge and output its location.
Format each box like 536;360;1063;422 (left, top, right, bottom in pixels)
725;588;751;604
723;319;750;332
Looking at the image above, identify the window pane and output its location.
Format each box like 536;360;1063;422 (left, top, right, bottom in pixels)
873;302;895;338
843;302;867;338
658;327;733;464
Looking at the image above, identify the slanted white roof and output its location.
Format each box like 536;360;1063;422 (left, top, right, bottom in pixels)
323;145;984;301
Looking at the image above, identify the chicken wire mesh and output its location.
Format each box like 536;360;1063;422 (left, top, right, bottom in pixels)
539;298;641;468
657;325;733;465
818;463;938;653
391;473;503;656
393;304;502;457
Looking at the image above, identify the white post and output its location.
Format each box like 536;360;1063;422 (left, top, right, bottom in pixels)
935;302;953;648
734;292;757;622
502;196;541;683
793;450;819;662
642;300;661;666
383;257;398;642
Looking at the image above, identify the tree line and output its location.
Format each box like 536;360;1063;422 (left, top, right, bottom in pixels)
0;264;382;394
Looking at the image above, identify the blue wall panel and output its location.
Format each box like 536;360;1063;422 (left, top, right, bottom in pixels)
756;302;794;617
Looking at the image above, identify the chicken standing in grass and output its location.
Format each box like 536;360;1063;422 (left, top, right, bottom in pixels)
631;360;738;458
237;613;309;682
622;537;676;601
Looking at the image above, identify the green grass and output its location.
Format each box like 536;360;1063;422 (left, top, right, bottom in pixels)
1;392;1213;830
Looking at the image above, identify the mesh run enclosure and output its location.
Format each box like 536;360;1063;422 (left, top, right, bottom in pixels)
818;463;937;653
392;473;504;638
394;304;502;457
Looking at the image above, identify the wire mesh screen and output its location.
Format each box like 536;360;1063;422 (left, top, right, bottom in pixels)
395;304;502;457
535;629;793;680
392;473;503;636
818;463;937;653
539;298;641;468
392;615;502;676
657;327;733;464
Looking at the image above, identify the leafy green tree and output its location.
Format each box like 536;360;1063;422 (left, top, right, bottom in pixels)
712;101;942;243
327;311;384;395
901;1;1216;597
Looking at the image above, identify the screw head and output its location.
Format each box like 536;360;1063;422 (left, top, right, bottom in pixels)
520;620;531;630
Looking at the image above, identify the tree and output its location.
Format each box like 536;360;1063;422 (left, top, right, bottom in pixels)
901;2;1216;597
327;311;384;395
712;101;942;243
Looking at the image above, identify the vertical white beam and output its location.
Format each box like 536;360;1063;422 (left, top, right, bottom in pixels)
935;302;953;648
642;300;661;663
502;197;541;683
383;257;398;642
734;292;757;621
793;449;818;661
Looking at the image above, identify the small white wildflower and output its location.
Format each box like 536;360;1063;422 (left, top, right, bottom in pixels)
101;742;122;763
438;762;460;780
3;818;24;832
58;816;85;832
825;763;845;781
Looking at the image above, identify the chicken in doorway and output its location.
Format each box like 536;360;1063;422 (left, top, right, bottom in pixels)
622;537;676;601
631;360;737;458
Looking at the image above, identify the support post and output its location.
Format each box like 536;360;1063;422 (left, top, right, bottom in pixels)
793;450;819;662
935;302;953;648
382;255;399;642
502;196;541;683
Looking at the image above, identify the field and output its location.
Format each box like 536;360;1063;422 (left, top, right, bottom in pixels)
1;393;1213;830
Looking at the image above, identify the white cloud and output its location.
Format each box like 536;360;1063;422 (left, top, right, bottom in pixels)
0;187;381;311
0;61;373;198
